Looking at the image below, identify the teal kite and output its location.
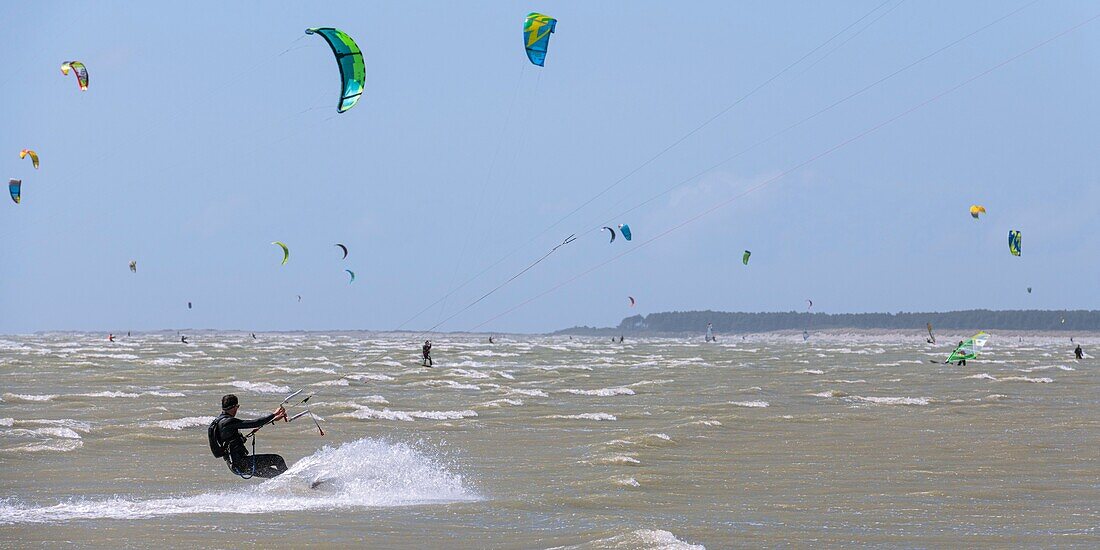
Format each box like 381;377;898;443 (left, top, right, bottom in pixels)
305;28;365;113
272;241;289;265
618;224;632;241
1008;230;1021;257
8;179;20;204
742;250;751;265
523;13;557;67
345;269;356;284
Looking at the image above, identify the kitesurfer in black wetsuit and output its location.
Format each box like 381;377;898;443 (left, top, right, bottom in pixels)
422;340;433;367
955;341;966;366
1075;344;1083;360
212;394;288;478
181;335;189;344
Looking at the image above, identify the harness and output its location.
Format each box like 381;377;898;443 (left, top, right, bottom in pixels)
209;415;258;479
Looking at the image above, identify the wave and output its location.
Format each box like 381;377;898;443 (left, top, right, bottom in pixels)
510;388;548;398
273;366;337;375
554;529;704;550
847;396;931;406
1020;365;1074;372
729;400;769;408
335;406;477;422
311;379;349;387
811;390;847;398
0;438;478;524
2;393;58;402
796;369;824;375
479;399;523;408
345;373;394;382
966;374;1054;383
151;416;215;430
229;381;290;394
543;413;617;421
560;387;635;397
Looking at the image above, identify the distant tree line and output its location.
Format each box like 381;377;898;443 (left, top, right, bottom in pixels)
556;310;1100;335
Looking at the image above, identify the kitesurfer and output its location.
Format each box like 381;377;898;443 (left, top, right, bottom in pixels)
108;334;115;343
489;335;494;344
955;341;966;366
181;335;189;344
619;335;625;343
211;394;288;478
1075;344;1083;360
422;340;433;367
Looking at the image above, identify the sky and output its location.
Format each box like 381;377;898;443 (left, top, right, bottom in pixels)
2;1;1099;334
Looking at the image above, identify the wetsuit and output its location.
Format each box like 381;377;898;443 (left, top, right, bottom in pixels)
214;412;288;478
1075;345;1083;360
422;343;433;367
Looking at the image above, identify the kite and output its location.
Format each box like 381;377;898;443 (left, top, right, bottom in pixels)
8;179;20;204
60;61;89;91
602;227;616;243
628;296;636;307
272;241;290;265
806;299;813;309
1008;230;1021;257
969;205;986;219
345;269;356;284
305;28;365;113
947;332;989;363
188;302;193;309
523;13;557;67
618;224;632;241
335;243;348;259
129;260;137;273
1027;287;1032;294
19;150;39;169
743;250;751;265
297;295;302;302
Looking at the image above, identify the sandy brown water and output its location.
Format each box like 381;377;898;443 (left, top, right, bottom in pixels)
1;332;1097;548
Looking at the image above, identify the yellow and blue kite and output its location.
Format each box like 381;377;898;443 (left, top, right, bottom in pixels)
305;28;365;113
523;13;557;67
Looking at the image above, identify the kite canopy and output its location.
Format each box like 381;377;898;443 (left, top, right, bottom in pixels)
60;61;89;91
618;224;632;241
1008;230;1021;257
806;299;813;309
602;226;616;243
305;28;365;113
969;205;986;219
345;269;356;284
8;179;21;204
742;250;751;265
188;302;193;309
19;149;39;169
272;241;290;265
947;332;989;363
129;260;137;273
1027;287;1032;294
628;296;636;307
335;243;349;259
523;13;557;66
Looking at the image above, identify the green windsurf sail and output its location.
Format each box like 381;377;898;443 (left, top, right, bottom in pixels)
947;331;989;363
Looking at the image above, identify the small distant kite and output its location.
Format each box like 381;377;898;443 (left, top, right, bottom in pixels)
1027;287;1032;294
628;296;636;308
305;28;365;113
602;227;616;243
618;224;632;241
743;250;751;265
187;302;193;309
969;205;986;219
60;61;89;91
8;179;21;204
806;299;813;310
523;13;557;67
297;295;302;302
1008;230;1021;257
335;243;348;259
19;150;39;169
129;260;137;273
345;269;356;284
272;241;290;265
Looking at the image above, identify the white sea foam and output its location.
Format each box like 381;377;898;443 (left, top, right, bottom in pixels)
311;379;350;387
1020;365;1075;372
345;373;395;381
560;387;636;397
510;388;548;397
480;399;524;408
336;406;477;422
274;366;337;375
797;369;824;375
613;477;641;488
811;390;847;398
2;393;58;402
564;529;705;550
593;455;641;465
729;400;769;408
229;381;291;394
151;416;215;430
447;368;490;379
0;438;478;524
544;413;617;421
848;396;931;406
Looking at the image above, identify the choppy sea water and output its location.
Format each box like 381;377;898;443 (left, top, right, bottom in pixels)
0;332;1096;548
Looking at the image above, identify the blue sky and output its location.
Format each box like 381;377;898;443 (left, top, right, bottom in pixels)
2;1;1099;333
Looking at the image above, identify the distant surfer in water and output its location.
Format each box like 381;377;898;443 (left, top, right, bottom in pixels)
489;335;494;344
955;341;966;366
1075;344;1083;360
422;340;433;367
181;335;189;344
251;333;256;339
108;333;115;342
209;394;288;479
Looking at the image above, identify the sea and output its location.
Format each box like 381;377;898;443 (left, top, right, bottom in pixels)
0;331;1096;548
